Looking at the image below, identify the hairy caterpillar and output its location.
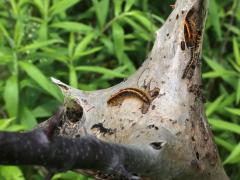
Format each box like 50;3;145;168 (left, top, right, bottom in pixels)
107;87;159;114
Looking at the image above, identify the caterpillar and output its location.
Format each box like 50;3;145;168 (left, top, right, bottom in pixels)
182;9;202;79
107;88;151;105
107;87;157;114
182;47;195;79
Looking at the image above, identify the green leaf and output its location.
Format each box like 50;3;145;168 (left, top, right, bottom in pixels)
202;71;237;78
3;75;19;117
214;137;235;152
32;106;53;118
217;92;235;111
69;65;78;88
19;62;62;101
203;56;238;86
233;37;240;65
19;39;62;52
208;0;222;40
52;171;87;180
6;124;27;132
204;56;237;76
68;32;75;58
32;0;45;17
74;46;102;59
101;36;114;54
51;22;93;33
19;105;37;129
32;100;59;118
38;20;48;41
113;0;123;16
112;22;124;63
0;118;26;132
121;53;136;73
73;32;95;59
224;143;240;164
0;118;15;130
229;59;240;73
129;10;157;32
0;117;27;131
9;0;18;16
225;107;240;116
92;0;109;29
14;19;24;48
208;118;240;134
223;23;240;36
0;166;24;180
206;95;225;116
75;65;127;78
237;78;240;104
123;16;150;40
151;14;165;24
50;0;80;16
124;0;136;12
100;65;129;80
0;24;13;47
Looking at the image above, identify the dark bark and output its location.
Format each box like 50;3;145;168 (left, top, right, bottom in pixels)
0;129;159;179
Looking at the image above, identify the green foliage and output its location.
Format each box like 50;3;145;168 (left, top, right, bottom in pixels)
0;0;239;179
203;0;240;178
52;171;92;180
0;166;24;180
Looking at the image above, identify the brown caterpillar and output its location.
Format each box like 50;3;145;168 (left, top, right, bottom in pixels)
182;9;202;79
182;47;195;79
184;8;202;46
184;17;195;48
107;88;151;106
107;87;159;114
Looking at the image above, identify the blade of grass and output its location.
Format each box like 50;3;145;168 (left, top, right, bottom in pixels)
73;46;102;59
74;47;102;59
50;0;80;16
19;105;37;130
50;21;93;33
206;95;225;116
69;65;78;88
208;118;240;134
208;0;222;40
68;32;75;58
124;0;136;12
225;107;240;116
112;22;124;63
19;62;62;101
123;16;150;40
233;37;240;65
92;0;109;29
19;39;62;52
32;0;45;17
237;78;240;104
75;65;127;78
0;166;24;180
223;23;240;36
0;118;15;130
214;137;235;152
14;19;24;48
224;143;240;164
73;32;95;60
3;75;19;117
129;10;157;32
113;0;123;16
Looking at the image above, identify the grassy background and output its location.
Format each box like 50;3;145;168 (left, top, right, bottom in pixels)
0;0;239;179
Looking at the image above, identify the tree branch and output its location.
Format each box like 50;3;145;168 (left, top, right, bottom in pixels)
0;129;158;179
